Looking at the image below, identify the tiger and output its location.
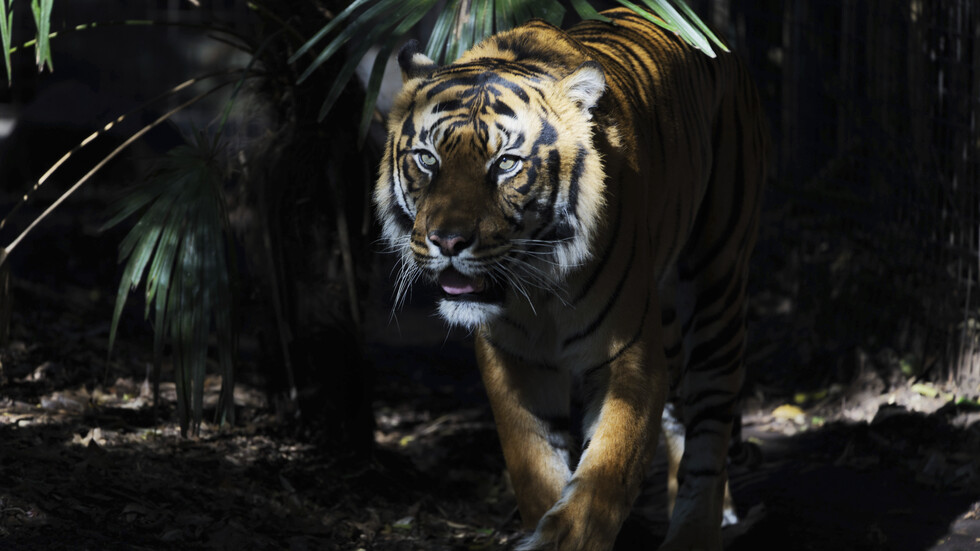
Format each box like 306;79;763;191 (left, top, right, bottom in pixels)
374;7;767;551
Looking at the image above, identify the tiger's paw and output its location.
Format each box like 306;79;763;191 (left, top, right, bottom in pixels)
515;513;616;551
515;483;621;551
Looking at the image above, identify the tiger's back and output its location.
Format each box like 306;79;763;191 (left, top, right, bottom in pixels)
376;7;767;550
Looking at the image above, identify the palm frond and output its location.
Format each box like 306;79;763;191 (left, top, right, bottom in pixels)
568;0;612;23
29;0;53;72
292;0;725;137
0;0;12;82
672;0;728;55
445;0;476;63
629;0;726;57
318;2;429;125
0;78;238;438
424;0;459;65
104;133;236;437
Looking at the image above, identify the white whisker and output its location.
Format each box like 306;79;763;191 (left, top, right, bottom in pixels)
490;263;537;315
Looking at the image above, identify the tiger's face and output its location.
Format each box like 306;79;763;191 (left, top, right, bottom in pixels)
375;40;607;328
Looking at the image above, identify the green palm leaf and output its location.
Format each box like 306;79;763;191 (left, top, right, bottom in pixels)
568;0;611;23
293;0;726;137
425;0;460;63
30;0;53;71
673;0;728;55
0;0;12;81
104;133;236;437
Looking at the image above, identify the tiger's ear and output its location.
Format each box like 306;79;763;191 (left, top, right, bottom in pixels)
558;61;606;116
398;40;438;82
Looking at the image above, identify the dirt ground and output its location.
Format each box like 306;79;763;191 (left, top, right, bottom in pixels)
1;197;979;551
1;275;978;551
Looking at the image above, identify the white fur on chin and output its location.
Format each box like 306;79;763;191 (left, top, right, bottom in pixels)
437;298;504;329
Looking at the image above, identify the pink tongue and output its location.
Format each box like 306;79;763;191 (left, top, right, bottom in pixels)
439;268;483;295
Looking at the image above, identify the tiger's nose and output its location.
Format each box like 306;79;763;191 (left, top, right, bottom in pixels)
428;230;473;256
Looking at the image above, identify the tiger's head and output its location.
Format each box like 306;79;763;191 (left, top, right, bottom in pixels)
375;32;607;328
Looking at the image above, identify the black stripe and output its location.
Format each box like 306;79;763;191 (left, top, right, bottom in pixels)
491;99;516;118
424;74;481;99
501;315;530;338
685;467;723;478
481;333;531;364
683;387;738;409
683;120;746;278
679;261;739;338
476;119;490;151
390;145;415;230
528;150;562;241
685;401;736;434
687;424;730;440
573;198;622;304
546;220;575;242
566;146;587;219
690;283;745;339
536;118;557;147
498;78;531;103
431;99;462;112
502;211;523;232
399;102;417;139
687;342;743;378
394;205;414;232
563;230;637;347
582;288;652;375
684;262;738;329
428;113;464;133
687;314;744;369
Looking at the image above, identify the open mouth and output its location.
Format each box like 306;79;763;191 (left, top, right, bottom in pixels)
437;267;504;303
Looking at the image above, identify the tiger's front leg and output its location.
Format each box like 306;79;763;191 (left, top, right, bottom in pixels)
475;336;575;526
480;329;667;551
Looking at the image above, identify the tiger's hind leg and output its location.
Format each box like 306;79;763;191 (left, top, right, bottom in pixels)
659;252;749;551
657;269;690;524
659;269;740;549
662;402;739;527
660;89;765;551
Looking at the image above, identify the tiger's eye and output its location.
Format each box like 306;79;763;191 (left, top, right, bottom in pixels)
417;152;438;168
497;156;519;172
